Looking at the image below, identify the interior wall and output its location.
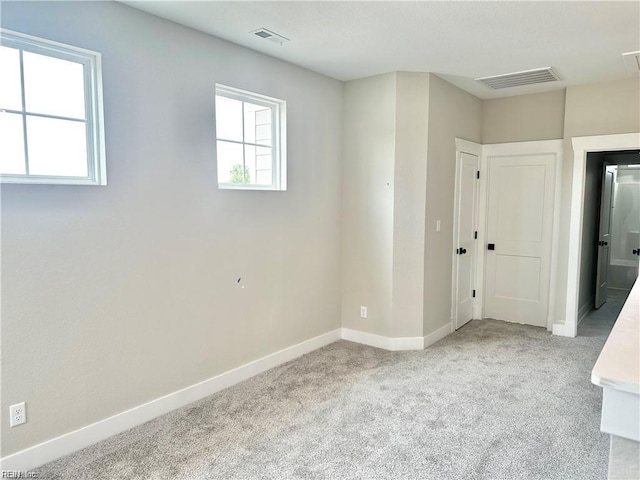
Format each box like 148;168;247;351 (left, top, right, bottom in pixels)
1;1;343;456
555;77;640;322
423;75;482;336
578;152;605;314
390;73;430;337
341;73;397;337
482;90;566;144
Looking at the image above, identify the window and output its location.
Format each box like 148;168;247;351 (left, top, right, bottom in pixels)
215;85;286;190
0;29;106;185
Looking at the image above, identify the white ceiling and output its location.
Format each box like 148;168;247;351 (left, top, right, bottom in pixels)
122;1;640;99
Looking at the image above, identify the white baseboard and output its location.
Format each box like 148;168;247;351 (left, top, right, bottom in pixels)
423;322;453;348
577;301;593;326
341;328;425;351
0;329;342;472
1;323;456;472
341;322;452;351
552;320;576;338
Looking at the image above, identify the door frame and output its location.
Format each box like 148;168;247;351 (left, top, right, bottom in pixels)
478;140;563;331
564;133;640;337
452;138;482;328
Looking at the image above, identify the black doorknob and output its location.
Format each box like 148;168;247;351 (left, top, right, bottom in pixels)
633;249;639;256
460;248;467;254
487;243;495;251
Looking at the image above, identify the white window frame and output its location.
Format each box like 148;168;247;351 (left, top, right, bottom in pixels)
215;84;286;191
0;29;107;186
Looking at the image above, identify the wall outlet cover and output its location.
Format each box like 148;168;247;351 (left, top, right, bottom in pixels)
10;401;26;427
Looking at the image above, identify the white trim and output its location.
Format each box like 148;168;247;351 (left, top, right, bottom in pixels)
0;324;459;471
215;83;286;191
0;28;106;186
0;329;341;472
566;133;640;337
423;322;454;348
455;138;482;157
341;328;424;351
452;139;482;326
341;323;452;351
552;320;575;337
480;140;563;331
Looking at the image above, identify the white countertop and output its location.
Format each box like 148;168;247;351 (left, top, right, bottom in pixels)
592;277;640;395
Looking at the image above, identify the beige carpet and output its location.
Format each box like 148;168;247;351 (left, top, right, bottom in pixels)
35;319;610;479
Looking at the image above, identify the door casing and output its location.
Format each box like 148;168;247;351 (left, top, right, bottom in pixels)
565;133;640;337
476;140;563;331
452;139;481;329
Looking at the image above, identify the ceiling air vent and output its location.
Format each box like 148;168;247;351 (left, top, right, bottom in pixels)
250;28;289;46
475;67;561;90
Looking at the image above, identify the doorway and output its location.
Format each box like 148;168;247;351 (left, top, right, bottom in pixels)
565;133;640;337
577;151;640;335
452;139;481;330
452;139;562;331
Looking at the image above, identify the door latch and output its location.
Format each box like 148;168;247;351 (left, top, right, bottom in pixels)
487;243;495;251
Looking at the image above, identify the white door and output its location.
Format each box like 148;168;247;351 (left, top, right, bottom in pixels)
484;154;556;327
454;152;479;329
595;169;614;308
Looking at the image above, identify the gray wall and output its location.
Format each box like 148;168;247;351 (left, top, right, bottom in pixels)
482;90;566;144
341;72;482;339
341;73;397;337
555;78;640;322
423;75;482;335
1;1;343;456
391;72;430;338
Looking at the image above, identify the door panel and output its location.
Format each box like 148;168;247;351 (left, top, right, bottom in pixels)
496;165;546;242
595;169;614;308
454;152;478;329
484;154;556;327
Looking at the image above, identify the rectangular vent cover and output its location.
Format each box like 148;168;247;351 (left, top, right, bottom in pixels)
476;67;561;89
250;28;289;45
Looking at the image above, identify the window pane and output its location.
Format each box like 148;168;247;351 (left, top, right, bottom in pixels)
0;46;23;111
215;96;243;142
243;102;272;146
256;146;272;170
251;145;272;186
27;116;88;177
256;170;273;185
245;144;256;183
217;140;245;184
0;113;26;174
23;51;86;119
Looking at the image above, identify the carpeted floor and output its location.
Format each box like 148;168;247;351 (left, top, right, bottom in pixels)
35;319;612;479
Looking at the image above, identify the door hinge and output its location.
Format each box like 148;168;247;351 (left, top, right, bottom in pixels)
472;289;476;298
474;231;478;239
476;171;480;179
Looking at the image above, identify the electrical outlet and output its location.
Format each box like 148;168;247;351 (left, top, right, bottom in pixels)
360;306;368;319
10;402;26;427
